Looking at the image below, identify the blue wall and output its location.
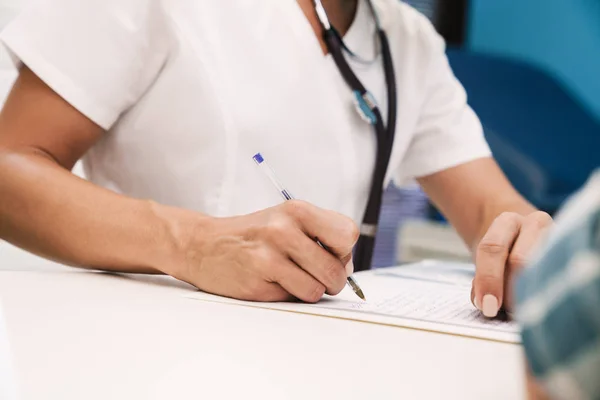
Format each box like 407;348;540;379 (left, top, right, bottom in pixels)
467;0;600;121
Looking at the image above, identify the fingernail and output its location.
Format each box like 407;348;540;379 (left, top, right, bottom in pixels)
345;260;354;277
482;294;499;318
474;297;481;310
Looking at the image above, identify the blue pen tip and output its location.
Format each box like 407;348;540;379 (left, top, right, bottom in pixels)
253;153;264;164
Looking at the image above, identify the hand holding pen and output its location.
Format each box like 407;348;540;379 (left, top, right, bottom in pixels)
161;178;361;303
253;153;366;301
157;152;363;303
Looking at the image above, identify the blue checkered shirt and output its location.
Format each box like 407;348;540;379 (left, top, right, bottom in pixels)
516;171;600;400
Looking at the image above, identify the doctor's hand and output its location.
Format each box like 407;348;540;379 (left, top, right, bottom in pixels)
168;200;359;303
471;211;553;318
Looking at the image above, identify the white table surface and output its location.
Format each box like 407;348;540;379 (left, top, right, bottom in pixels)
0;249;527;400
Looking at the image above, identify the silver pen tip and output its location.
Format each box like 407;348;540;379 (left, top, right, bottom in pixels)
347;276;366;301
356;288;366;301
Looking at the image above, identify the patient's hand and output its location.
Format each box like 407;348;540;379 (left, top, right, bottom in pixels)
527;372;548;400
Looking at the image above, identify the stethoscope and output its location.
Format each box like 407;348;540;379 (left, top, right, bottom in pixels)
314;0;398;272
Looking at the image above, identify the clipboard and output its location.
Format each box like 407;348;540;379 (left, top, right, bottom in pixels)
184;261;521;344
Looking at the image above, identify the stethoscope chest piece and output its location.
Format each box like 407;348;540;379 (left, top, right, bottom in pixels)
352;90;379;125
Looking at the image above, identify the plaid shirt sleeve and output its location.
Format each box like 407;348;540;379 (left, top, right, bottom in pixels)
516;172;600;400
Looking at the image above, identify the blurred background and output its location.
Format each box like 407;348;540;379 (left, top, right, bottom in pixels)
373;0;600;267
0;0;599;270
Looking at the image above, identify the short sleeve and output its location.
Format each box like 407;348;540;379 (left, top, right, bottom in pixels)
0;0;171;130
395;28;491;184
516;172;600;400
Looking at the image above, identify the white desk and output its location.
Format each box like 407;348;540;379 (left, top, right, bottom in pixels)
0;264;527;400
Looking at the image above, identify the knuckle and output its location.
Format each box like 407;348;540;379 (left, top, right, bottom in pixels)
327;279;346;296
508;252;529;268
305;283;326;303
281;200;308;220
322;260;345;289
330;214;359;245
253;247;278;275
498;211;519;220
474;272;502;290
497;211;522;224
478;240;508;256
265;215;292;240
527;211;553;229
344;220;360;244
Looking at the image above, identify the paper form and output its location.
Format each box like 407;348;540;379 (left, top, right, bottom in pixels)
185;261;520;343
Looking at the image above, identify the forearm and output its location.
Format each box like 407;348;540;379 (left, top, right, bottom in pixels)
419;158;539;251
0;149;194;274
471;194;537;250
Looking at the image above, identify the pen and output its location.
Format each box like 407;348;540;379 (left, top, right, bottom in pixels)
252;152;366;301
